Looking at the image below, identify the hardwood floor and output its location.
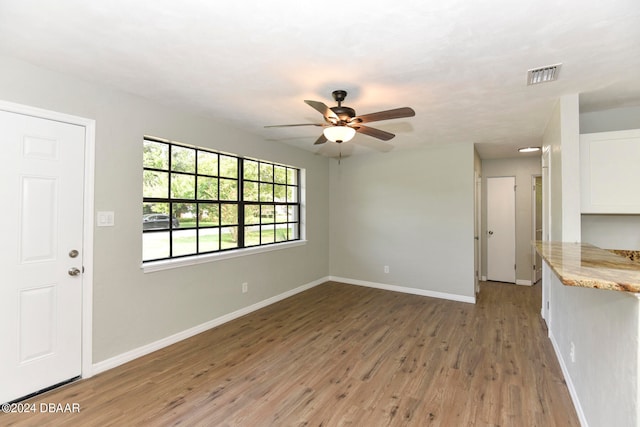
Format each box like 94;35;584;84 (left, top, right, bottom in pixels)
2;281;578;426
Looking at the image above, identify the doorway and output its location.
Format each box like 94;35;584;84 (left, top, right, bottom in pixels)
474;172;481;294
486;176;516;283
532;175;542;284
0;101;94;403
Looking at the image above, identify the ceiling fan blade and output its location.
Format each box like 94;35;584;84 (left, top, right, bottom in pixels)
264;123;323;128
304;100;339;122
354;125;395;141
313;134;328;145
353;107;415;124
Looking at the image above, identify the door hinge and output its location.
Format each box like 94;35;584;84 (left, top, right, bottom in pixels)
533;264;536;270
514;264;517;270
514;185;517;191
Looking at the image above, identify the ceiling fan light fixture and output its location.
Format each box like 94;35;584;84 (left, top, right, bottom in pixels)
323;126;356;143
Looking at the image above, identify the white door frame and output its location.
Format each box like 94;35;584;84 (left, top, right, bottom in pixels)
474;172;482;294
0;100;95;379
541;146;551;325
531;174;542;284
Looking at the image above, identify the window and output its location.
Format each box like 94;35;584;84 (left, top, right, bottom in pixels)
143;137;301;262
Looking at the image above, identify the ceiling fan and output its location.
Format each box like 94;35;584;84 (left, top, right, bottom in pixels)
265;90;415;145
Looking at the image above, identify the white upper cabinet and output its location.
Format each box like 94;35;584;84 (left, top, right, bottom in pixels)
580;129;640;214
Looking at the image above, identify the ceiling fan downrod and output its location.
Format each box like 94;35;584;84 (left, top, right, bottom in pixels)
329;90;356;122
332;90;348;107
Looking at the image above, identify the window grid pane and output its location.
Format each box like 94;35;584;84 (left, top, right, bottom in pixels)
143;171;169;198
199;228;220;253
171;145;196;173
143;138;300;262
197;177;218;200
197;151;218;175
144;140;169;169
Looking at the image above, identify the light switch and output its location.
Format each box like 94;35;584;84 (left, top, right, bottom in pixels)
97;211;115;227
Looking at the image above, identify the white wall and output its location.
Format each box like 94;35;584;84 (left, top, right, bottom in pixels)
580;105;640;134
544;100;564;241
0;56;331;363
328;143;476;300
582;215;640;250
580;105;640;251
481;157;541;284
559;95;581;242
549;274;639;427
543;94;639;426
544;95;581;242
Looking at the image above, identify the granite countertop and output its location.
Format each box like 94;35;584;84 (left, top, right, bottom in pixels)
535;241;640;293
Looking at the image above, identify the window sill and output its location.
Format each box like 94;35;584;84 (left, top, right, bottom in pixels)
141;240;307;273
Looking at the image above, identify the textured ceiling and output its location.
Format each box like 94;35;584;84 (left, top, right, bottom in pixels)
0;0;639;158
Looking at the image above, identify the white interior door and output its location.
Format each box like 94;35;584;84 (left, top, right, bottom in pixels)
487;176;516;283
0;110;85;403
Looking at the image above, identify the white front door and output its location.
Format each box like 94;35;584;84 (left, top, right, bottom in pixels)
0;110;85;403
487;176;516;283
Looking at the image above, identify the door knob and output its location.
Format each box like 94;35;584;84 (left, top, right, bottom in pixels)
488;230;494;235
68;267;81;276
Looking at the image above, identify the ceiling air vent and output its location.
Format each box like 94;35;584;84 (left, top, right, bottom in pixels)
527;63;562;85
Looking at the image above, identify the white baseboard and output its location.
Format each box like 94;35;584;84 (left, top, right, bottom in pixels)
481;275;487;281
515;279;533;286
92;276;329;375
549;331;589;427
329;276;476;304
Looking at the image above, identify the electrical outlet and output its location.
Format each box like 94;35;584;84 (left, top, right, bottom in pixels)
242;282;248;293
384;265;389;274
570;342;575;363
